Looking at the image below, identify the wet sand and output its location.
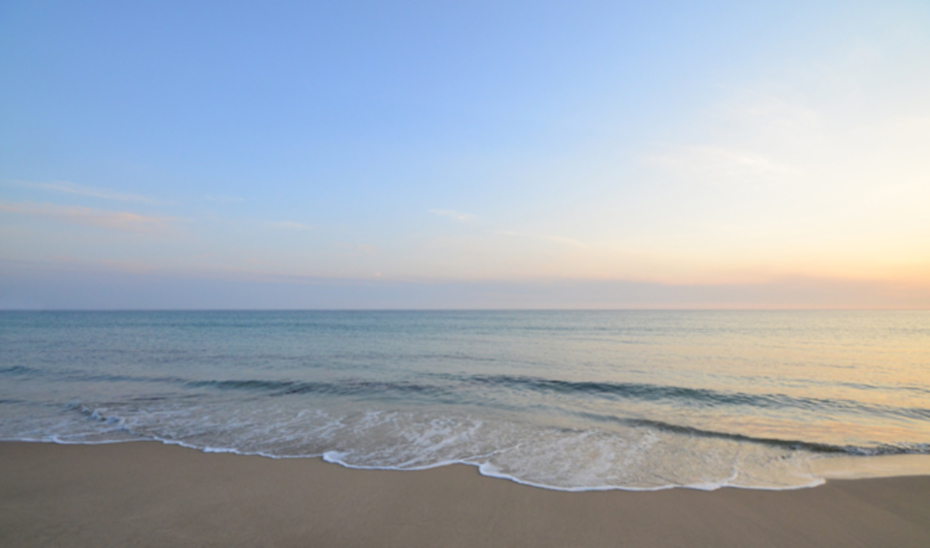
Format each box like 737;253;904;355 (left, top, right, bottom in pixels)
1;441;928;547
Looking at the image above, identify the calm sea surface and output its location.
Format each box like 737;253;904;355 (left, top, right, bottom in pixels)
2;310;929;490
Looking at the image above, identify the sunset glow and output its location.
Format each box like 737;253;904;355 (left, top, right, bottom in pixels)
2;1;928;308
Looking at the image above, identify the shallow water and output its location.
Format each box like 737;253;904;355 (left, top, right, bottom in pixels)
2;310;928;490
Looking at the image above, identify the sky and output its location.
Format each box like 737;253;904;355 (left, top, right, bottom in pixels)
1;1;929;309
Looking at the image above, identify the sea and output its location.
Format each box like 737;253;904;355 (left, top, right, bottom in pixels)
2;310;929;491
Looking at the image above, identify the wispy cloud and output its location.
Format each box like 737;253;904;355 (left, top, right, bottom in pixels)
205;194;244;203
496;230;588;248
0;201;174;233
270;221;312;230
430;209;476;222
330;242;381;258
6;180;159;203
646;145;797;182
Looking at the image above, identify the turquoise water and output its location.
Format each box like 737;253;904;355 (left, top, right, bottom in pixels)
2;310;929;490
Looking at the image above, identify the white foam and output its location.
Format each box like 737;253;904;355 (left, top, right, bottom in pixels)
0;399;923;492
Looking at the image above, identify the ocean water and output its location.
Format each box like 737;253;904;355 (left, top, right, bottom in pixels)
2;310;929;490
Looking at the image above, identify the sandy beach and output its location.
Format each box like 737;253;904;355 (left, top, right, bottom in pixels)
1;441;927;547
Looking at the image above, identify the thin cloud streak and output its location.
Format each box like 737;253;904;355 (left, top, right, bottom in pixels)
205;194;244;203
430;209;476;222
0;201;174;233
496;230;588;248
6;180;160;203
645;145;799;184
270;220;312;230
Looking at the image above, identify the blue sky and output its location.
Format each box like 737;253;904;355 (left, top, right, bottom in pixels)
2;1;929;308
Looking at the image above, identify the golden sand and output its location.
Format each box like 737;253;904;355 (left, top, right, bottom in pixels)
2;441;928;547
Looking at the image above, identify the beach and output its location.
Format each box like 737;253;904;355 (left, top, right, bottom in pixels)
5;0;930;544
2;441;928;548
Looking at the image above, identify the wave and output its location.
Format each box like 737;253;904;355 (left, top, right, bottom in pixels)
576;413;930;456
0;365;41;376
175;373;930;423
63;398;930;459
9;363;930;425
467;374;930;421
186;378;455;398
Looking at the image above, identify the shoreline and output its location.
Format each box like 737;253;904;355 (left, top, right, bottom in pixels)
15;437;930;493
2;441;929;547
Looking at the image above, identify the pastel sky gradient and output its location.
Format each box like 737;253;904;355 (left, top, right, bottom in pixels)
2;1;929;308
